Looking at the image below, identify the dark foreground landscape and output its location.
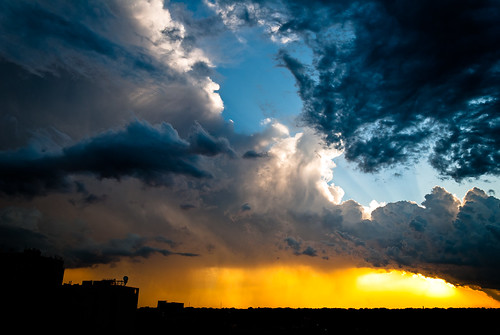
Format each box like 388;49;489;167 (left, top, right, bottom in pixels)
134;307;500;335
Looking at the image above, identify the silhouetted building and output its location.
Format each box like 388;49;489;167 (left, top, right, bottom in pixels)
60;278;139;333
134;300;185;333
0;248;64;289
157;300;184;314
0;249;64;331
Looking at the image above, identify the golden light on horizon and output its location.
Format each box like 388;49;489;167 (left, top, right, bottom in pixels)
185;266;499;309
64;264;500;309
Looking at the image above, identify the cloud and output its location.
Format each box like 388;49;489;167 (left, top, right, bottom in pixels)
2;121;500;290
211;0;500;181
296;0;499;181
284;237;316;256
0;0;349;272
67;233;199;268
240;203;252;211
320;187;500;289
0;0;225;151
180;203;197;211
0;120;235;197
1;0;500;296
242;150;269;159
68;193;107;208
235;181;500;290
189;121;237;157
0;0;215;77
301;246;317;257
0;206;199;268
229;123;344;214
284;237;302;253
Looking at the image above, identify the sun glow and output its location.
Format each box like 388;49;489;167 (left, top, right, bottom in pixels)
356;271;456;298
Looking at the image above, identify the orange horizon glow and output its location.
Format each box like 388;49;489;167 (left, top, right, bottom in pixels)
64;264;500;309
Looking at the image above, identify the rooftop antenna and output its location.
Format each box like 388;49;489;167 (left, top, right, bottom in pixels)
123;275;129;286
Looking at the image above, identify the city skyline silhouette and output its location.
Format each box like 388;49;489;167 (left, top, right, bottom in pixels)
2;249;500;334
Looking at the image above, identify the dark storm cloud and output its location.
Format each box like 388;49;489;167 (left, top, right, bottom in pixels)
242;150;269;159
218;0;500;181
0;120;234;197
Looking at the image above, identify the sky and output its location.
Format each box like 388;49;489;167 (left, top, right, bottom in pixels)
1;0;500;308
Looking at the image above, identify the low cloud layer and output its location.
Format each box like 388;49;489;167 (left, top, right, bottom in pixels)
3;166;500;291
